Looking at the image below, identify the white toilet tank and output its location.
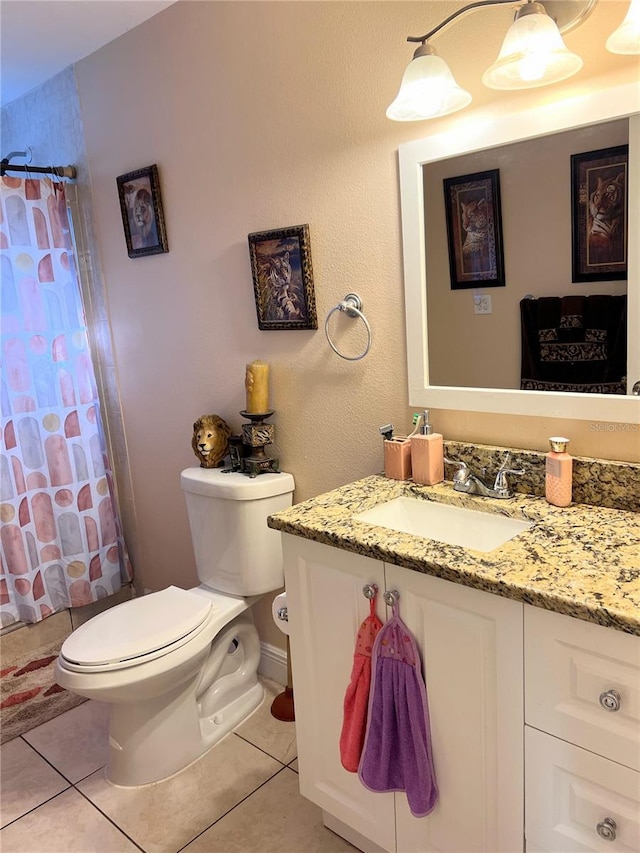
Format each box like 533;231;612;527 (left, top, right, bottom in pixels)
180;468;295;596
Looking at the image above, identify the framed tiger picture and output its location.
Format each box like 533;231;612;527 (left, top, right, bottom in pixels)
571;145;628;283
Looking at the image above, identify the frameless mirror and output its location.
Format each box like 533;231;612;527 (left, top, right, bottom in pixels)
399;83;639;422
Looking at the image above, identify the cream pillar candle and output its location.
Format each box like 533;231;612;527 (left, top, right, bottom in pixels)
245;360;270;413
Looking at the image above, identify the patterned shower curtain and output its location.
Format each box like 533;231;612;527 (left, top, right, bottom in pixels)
0;176;132;626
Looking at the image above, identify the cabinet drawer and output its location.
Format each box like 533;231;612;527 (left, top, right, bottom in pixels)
525;606;640;771
525;726;640;852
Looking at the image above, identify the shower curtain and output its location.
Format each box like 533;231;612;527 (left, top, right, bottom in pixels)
0;176;132;626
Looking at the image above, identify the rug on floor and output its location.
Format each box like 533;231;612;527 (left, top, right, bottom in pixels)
1;637;86;743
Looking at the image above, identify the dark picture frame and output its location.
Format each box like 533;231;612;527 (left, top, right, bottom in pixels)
248;224;317;330
116;164;168;258
443;169;505;290
571;145;628;282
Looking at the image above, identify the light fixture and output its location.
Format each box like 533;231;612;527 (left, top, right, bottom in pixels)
606;0;640;53
386;43;472;121
387;0;638;121
482;2;583;89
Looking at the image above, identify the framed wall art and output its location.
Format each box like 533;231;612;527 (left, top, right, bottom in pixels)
443;169;505;290
248;224;317;330
571;145;628;282
116;164;169;258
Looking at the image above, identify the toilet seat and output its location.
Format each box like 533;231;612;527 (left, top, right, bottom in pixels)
59;586;230;673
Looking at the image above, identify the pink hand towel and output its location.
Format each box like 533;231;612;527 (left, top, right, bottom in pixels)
339;593;383;772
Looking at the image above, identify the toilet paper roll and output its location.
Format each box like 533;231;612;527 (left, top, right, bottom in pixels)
272;592;289;635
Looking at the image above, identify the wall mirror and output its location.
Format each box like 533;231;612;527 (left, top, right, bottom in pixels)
399;82;639;422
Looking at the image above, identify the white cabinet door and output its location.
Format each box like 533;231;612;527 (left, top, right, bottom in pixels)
284;536;525;853
387;565;525;853
283;535;396;853
526;726;640;852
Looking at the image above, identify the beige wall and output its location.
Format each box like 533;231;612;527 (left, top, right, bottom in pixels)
73;1;639;648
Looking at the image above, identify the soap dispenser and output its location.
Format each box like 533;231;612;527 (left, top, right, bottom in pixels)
410;410;444;486
545;436;572;507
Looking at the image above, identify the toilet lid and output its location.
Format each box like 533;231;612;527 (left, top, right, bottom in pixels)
61;586;212;666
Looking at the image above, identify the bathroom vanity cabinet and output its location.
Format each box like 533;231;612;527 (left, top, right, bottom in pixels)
283;535;640;853
283;534;524;853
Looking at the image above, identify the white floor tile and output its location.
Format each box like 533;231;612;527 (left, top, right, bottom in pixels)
235;679;297;764
0;738;69;828
183;767;357;853
0;788;140;852
0;675;350;853
78;732;282;853
23;700;110;783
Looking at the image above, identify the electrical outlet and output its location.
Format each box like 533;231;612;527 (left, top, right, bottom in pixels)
474;295;492;314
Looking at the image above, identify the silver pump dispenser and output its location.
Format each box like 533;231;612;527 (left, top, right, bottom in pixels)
420;410;433;435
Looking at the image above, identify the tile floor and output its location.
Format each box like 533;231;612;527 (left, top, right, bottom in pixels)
1;679;357;853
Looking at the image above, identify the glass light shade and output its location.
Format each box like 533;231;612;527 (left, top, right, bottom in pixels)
606;0;640;54
386;50;472;121
482;9;583;90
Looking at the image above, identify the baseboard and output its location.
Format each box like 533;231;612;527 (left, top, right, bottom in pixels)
323;812;385;853
258;641;287;686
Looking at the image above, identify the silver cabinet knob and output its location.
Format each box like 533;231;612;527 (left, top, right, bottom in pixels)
599;689;621;712
596;817;617;841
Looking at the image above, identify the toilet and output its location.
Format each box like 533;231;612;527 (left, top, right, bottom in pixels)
55;468;295;787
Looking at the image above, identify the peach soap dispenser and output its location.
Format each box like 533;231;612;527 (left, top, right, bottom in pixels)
545;437;572;507
410;410;444;486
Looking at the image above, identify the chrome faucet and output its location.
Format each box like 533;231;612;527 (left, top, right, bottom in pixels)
444;453;524;499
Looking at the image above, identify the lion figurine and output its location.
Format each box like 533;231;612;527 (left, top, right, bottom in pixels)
191;414;232;469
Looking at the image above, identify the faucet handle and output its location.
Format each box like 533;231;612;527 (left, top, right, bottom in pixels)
444;456;466;469
444;457;470;485
493;463;525;496
496;451;512;472
495;452;525;473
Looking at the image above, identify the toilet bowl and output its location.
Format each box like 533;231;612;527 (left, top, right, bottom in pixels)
55;469;294;787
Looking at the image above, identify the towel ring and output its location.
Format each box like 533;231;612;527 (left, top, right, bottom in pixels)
325;293;372;361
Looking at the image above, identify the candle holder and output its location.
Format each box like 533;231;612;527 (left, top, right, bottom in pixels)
239;410;280;477
222;435;249;473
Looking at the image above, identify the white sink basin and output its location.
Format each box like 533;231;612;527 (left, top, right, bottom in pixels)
354;497;532;553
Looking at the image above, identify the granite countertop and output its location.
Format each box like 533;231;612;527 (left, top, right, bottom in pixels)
268;475;640;636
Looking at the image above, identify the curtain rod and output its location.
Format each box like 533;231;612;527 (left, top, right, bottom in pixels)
0;160;76;179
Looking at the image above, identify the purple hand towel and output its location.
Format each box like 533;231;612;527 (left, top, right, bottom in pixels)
358;605;438;818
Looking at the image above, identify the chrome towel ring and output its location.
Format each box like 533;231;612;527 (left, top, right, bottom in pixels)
324;293;372;361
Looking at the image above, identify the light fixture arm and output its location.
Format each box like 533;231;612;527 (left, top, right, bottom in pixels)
407;0;523;44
